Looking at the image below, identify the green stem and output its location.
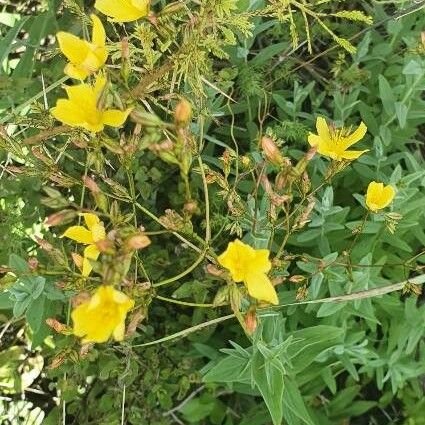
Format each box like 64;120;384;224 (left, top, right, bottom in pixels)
155;295;215;308
153;249;207;287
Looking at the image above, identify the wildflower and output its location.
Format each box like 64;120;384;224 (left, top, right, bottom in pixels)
57;14;107;80
94;0;149;23
308;116;368;161
50;75;132;133
365;181;395;212
218;239;278;305
62;213;106;276
71;286;134;343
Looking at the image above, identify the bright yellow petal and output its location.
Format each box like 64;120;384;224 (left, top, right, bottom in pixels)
112;322;125;341
65;83;95;105
62;226;93;244
56;32;90;64
93;74;107;98
316;117;331;141
81;213;100;230
51;99;86;126
381;185;395;208
340;122;367;150
63;63;89;80
102;108;133;128
307;133;321;147
91;14;105;46
82;244;100;276
339;149;369;160
245;273;278;305
91;223;106;242
252;249;271;274
95;0;146;22
131;0;149;14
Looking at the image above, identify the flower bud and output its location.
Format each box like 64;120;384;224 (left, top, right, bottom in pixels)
45;209;77;227
183;200;199;215
244;309;257;335
261;136;284;166
289;275;305;283
71;252;83;270
82;176;100;194
126;234;151;250
46;318;69;334
174;98;192;127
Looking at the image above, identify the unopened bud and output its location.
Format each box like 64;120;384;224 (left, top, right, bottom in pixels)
183;200;199;215
45;209;76;227
289;275;305;283
95;238;115;254
244;309;257;335
34;236;54;252
296;285;308;301
261;136;284;166
206;264;225;277
241;155;251;168
174;98;192;127
126;234;151;250
48;354;66;369
121;37;130;61
71;252;83;270
46;318;69;334
82;176;100;194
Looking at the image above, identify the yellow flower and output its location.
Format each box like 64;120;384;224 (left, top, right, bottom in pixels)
62;213;106;276
72;285;134;343
95;0;149;22
51;74;132;133
57;14;107;80
366;181;395;212
218;239;278;305
308;116;368;161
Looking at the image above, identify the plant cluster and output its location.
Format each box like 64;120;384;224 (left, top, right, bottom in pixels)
1;0;425;424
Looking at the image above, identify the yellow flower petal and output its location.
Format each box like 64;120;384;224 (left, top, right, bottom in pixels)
253;249;271;274
307;133;322;147
81;213;100;230
57;32;90;64
245;273;278;305
51;99;86;126
95;0;148;22
366;181;395;212
316;117;331;141
340;122;367;150
102;108;133;128
63;63;90;80
91;14;105;47
82;244;100;276
339;149;369;160
62;226;94;244
91;223;106;242
71;286;134;344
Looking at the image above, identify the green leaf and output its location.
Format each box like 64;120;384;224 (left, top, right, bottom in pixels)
26;295;46;333
378;75;396;115
282;378;315;425
9;254;29;274
251;350;284;425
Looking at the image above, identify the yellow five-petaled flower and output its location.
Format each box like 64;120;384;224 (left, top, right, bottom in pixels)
308;116;368;161
62;213;106;276
95;0;150;22
72;285;134;343
218;239;278;305
51;74;132;133
366;181;395;212
57;14;107;80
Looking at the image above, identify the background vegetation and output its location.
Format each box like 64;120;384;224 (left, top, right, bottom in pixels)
1;0;425;424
